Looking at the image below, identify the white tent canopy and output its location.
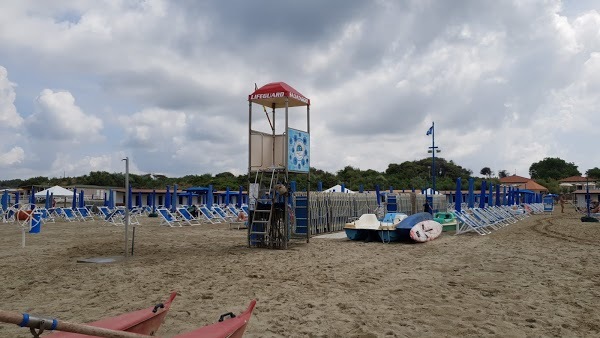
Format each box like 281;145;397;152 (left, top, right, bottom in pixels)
34;185;74;198
324;184;355;193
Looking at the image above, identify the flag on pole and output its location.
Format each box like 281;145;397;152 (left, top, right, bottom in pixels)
426;125;434;136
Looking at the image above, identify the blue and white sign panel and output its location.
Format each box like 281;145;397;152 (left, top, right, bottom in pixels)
287;128;310;172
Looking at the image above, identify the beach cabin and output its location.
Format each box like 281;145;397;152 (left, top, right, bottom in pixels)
559;176;597;192
499;175;548;195
572;189;600;209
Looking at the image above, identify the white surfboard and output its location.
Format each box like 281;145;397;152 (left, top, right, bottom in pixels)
409;220;443;242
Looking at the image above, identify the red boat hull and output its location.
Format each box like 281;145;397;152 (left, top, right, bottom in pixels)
174;299;257;338
46;292;177;337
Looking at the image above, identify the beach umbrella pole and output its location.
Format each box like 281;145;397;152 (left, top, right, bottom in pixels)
123;157;130;258
131;227;136;256
0;310;153;338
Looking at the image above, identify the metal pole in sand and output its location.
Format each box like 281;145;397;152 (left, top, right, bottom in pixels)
123;157;130;258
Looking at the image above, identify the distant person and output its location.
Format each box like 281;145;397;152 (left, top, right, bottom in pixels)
559;195;565;213
591;201;600;214
187;204;198;217
423;201;432;214
237;211;247;222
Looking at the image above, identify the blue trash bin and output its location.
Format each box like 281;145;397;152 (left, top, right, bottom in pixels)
29;212;42;234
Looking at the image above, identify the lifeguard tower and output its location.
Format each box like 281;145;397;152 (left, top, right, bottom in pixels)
247;82;311;249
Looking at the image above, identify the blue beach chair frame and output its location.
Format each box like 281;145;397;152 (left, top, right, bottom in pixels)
198;206;222;224
98;206;124;225
76;207;94;221
157;208;182;227
62;208;80;222
175;207;200;225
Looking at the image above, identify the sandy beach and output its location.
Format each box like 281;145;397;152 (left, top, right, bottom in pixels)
1;207;600;337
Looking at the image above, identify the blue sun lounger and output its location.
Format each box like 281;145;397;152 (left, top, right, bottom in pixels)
157;208;182;227
198;206;222;224
61;208;80;222
76;207;95;221
175;207;200;225
98;206;124;225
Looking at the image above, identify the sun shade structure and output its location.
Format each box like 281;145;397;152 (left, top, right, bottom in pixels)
248;82;310;108
35;185;74;198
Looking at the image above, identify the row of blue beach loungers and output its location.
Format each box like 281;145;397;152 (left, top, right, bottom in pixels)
1;204;99;224
156;204;248;227
1;204;147;226
2;203;248;229
454;202;544;235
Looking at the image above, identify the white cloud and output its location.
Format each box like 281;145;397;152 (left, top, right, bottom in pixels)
119;108;187;151
50;152;142;178
1;1;600;180
0;146;25;167
0;66;24;128
27;89;103;141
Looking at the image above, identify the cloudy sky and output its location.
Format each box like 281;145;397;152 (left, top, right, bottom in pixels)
0;0;599;180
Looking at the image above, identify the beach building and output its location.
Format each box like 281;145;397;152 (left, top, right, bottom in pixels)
559;176;597;191
499;174;548;194
572;189;600;209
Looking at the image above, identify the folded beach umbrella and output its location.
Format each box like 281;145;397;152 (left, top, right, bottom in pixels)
2;190;8;210
237;185;243;207
30;186;36;208
467;178;474;208
109;189;115;209
165;186;171;210
187;191;193;206
127;184;133;210
104;192;107;206
495;184;500;206
79;190;85;208
455;177;462;213
45;190;50;209
375;185;381;206
146;192;151;207
359;184;364;193
225;187;230;206
488;183;494;207
172;184;179;211
137;191;142;208
151;189;156;212
207;185;213;209
15;191;20;205
317;181;323;192
72;188;77;210
479;181;486;208
502;186;507;205
515;188;520;205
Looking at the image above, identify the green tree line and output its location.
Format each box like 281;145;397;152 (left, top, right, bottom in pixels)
2;157;598;194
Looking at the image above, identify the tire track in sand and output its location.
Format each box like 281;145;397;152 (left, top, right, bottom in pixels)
531;216;600;246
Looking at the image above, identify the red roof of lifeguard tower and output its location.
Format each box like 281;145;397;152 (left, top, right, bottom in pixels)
249;82;310;108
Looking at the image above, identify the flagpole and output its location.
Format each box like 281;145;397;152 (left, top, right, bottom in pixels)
428;122;438;208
